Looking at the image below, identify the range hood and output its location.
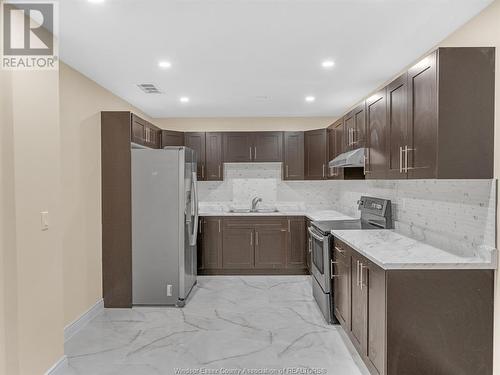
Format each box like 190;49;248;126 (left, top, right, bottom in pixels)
329;148;366;168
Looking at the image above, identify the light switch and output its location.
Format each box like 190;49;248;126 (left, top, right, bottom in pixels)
40;211;49;231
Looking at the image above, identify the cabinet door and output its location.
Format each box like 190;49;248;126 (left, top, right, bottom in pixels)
201;217;222;270
304;129;328;180
254;225;287;269
350;253;367;353
328;120;344;180
344;111;355;151
365;262;386;375
386;74;408;179
131;115;145;145
353;102;366;148
223;132;253;162
222;222;254;269
333;241;350;328
150;128;161;149
161;130;184;147
407;51;437;179
283;132;304;180
366;90;388;179
206;132;223;181
306;218;312;272
286;217;306;269
253;132;283;162
185;132;206;180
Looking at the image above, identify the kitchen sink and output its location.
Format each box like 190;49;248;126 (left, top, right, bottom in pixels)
228;208;279;213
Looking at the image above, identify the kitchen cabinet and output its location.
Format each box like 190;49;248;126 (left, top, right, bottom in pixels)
332;240;350;328
304;129;328;180
366;89;387;179
333;238;494;375
161;130;184;147
253;132;283;162
223;132;283;163
185;132;206;180
131;114;161;149
223;132;253;162
205;132;224;181
254;221;287;269
327;120;344;180
198;217;222;270
386;74;408;179
283;132;304;180
344;102;366;150
306;218;312;272
222;221;255;269
286;217;306;269
199;216;307;275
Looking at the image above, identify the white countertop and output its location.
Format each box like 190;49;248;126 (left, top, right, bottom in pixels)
332;229;497;270
199;208;355;222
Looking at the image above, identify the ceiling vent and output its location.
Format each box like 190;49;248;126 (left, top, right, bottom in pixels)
137;83;163;94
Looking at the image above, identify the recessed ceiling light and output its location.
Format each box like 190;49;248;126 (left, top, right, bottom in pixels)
305;96;316;103
322;60;335;68
180;97;190;103
158;61;172;69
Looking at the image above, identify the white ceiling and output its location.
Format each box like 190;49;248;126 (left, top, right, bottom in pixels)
59;0;492;118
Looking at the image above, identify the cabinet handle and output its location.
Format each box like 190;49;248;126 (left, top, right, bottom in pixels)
322;164;325;178
399;146;403;173
288;219;291;233
254;146;257;160
218;164;221;178
360;263;365;290
255;231;259;246
356;260;360;286
308;238;312;253
250;232;253;246
286;165;289;178
199;219;203;234
202;164;205;179
249;147;252;160
218;219;221;233
363;155;367;175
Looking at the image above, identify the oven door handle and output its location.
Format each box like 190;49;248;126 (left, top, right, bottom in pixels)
307;227;326;242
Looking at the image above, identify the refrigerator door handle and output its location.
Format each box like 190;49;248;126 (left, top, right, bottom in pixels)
189;171;199;246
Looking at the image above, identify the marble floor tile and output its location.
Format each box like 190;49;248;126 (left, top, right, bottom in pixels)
61;276;370;375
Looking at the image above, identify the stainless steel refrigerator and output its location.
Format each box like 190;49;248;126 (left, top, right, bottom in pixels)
131;147;198;306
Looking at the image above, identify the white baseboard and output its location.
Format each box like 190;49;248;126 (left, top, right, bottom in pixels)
45;355;68;375
64;298;104;342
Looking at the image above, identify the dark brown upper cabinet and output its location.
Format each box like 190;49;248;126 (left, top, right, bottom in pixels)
304;129;328;180
283;131;304;180
185;132;206;180
161;130;184;147
205;132;224;181
366;89;388;179
386;73;408;179
223;132;283;163
327;119;344;180
253;132;283;162
131;114;161;149
223;132;254;162
344;102;366;150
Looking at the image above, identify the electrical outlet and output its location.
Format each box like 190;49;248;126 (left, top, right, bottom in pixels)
40;211;49;231
166;284;173;296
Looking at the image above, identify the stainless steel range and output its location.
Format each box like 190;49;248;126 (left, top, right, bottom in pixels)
308;196;392;323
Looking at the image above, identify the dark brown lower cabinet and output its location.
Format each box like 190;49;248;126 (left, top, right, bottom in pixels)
305;218;312;273
333;238;494;375
199;216;307;275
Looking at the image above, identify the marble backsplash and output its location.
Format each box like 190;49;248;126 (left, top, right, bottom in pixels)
198;163;497;258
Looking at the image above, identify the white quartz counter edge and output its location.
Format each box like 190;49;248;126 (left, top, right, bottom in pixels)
331;229;497;270
199;210;356;222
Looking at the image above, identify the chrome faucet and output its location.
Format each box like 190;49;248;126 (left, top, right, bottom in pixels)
251;197;262;212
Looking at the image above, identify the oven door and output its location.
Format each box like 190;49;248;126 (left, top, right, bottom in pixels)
308;226;331;293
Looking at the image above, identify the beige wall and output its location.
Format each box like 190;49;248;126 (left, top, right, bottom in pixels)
436;0;500;372
154;117;336;132
59;63;151;326
1;66;64;373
